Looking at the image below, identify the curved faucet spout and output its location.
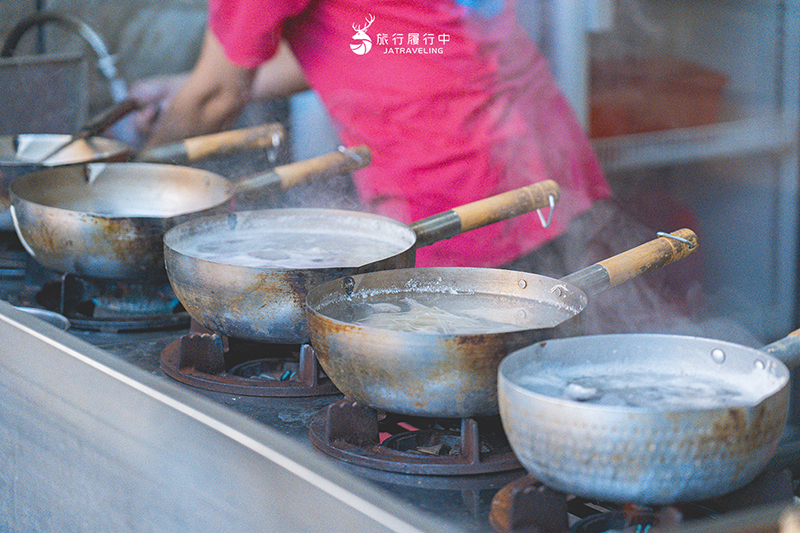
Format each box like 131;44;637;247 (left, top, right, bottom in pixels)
1;11;128;102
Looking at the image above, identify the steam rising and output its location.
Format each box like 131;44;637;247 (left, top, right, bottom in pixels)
514;199;760;347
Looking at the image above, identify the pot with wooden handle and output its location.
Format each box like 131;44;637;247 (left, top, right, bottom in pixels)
305;229;698;418
9;145;370;280
0;122;286;230
163;180;561;344
498;329;800;504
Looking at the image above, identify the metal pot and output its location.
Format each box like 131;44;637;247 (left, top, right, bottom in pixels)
0;123;285;230
9;145;370;279
304;230;698;418
164;180;561;344
497;331;800;505
0;134;127;230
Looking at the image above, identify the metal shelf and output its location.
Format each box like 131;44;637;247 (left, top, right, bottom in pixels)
592;113;798;172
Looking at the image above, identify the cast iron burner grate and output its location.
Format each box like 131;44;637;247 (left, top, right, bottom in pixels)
308;397;521;476
160;321;338;397
489;469;795;533
35;273;189;332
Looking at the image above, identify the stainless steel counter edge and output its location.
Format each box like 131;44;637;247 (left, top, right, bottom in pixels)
0;301;457;533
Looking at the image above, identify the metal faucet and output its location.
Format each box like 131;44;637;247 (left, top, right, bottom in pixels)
1;11;128;103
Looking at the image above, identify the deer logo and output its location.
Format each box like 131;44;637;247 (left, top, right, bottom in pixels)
350;13;375;55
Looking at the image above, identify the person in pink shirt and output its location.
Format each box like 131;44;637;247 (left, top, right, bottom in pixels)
140;0;613;270
134;0;723;337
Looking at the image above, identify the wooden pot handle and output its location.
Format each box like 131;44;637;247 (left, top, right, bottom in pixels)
83;98;141;136
409;180;561;248
134;123;286;163
561;228;699;297
598;228;698;287
234;145;372;195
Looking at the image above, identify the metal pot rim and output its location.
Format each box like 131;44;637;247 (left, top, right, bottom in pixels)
163;208;419;270
306;266;589;337
498;333;790;414
1;134;130;167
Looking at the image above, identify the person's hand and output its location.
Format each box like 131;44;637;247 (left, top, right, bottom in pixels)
127;73;189;141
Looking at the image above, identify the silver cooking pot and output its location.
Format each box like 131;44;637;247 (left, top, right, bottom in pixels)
0;123;285;231
164;180;561;345
9;145;369;279
498;331;800;505
306;230;698;418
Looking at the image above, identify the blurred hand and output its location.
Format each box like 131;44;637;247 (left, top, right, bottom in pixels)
128;73;189;141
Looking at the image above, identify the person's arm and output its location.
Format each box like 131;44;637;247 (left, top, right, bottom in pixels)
140;31;309;147
144;29;256;146
251;40;310;100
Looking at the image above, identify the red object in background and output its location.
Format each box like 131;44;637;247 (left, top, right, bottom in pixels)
589;55;729;138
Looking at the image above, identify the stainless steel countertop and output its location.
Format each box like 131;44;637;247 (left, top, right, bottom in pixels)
0;296;517;532
2;259;800;533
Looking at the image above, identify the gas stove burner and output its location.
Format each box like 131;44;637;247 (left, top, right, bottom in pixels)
228;358;301;381
160;325;338;397
489;469;795;533
308;398;521;476
570;506;690;533
345;460;523;492
343;462;524;520
35;273;189;332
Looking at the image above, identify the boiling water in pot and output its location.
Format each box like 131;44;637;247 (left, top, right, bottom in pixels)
319;291;577;335
180;227;409;269
511;362;781;410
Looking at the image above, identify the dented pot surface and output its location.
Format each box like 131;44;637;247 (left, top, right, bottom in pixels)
498;333;799;504
164;209;418;344
306;267;587;418
0;134;130;230
10;162;231;279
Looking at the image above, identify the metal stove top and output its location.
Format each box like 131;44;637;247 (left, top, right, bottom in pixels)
2;251;800;532
69;326;519;532
0;254;513;532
